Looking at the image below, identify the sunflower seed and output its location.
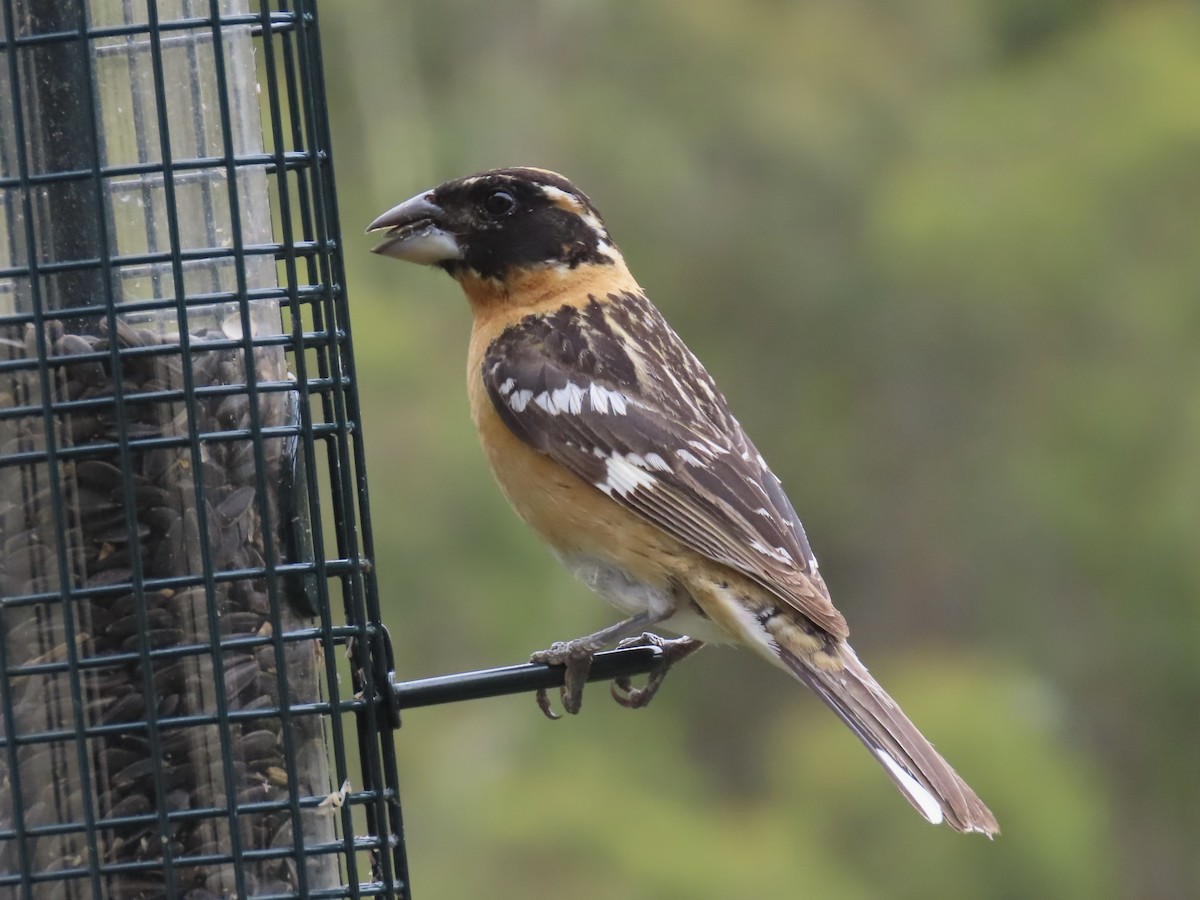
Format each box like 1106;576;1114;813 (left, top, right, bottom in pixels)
0;320;332;885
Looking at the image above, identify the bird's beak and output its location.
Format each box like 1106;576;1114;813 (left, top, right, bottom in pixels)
367;191;464;265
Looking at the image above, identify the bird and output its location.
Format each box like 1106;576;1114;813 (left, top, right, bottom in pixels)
368;167;998;836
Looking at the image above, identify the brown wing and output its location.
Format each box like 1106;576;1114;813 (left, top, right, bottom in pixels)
483;292;848;639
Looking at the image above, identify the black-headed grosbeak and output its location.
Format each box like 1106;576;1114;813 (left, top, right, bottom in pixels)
368;167;998;836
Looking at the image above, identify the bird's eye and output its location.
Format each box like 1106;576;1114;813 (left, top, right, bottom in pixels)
482;189;516;217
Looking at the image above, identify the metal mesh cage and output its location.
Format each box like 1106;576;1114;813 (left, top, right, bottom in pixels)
0;0;407;896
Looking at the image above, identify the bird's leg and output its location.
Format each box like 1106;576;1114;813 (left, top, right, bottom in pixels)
610;633;704;709
531;612;663;718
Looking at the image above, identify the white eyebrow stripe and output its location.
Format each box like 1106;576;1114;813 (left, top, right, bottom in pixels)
538;184;584;212
536;184;614;257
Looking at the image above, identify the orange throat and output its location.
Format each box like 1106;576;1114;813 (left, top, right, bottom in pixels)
454;259;642;328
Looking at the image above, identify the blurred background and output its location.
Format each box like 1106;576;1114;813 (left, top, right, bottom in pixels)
321;2;1198;897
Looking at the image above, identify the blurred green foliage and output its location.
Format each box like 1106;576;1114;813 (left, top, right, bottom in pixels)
320;1;1198;896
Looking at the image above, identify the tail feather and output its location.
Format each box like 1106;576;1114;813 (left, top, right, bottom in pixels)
780;644;999;836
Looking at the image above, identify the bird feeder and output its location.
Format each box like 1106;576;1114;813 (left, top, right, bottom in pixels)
0;0;406;896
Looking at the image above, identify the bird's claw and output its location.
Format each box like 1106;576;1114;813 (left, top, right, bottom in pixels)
530;639;602;718
531;632;703;716
609;633;703;709
535;687;562;720
610;673;660;709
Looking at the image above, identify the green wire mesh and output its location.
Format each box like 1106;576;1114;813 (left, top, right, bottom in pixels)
0;1;407;896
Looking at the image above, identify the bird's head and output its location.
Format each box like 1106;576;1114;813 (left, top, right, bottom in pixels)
368;168;619;287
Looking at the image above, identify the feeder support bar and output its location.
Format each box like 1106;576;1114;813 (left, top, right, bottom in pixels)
390;645;666;715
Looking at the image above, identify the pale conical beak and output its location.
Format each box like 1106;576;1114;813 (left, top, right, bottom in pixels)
367;191;464;264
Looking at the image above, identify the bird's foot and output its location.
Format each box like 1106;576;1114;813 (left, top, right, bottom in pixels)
610;633;704;709
530;638;605;719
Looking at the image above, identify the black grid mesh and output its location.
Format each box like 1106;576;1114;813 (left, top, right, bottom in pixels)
0;1;407;896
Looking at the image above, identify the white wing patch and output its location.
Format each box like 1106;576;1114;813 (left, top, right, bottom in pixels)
676;447;704;467
642;452;671;472
532;382;586;415
618;452;672;474
509;389;534;412
687;438;729;458
750;539;795;565
597;452;658;497
589;383;629;415
505;380;631;417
